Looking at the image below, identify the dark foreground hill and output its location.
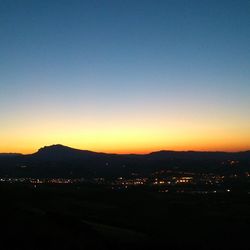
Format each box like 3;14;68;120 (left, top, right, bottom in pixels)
0;144;249;178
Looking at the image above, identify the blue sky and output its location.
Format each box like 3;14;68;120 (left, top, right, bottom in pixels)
0;0;250;153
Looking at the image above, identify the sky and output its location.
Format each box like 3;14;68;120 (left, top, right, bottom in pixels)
0;0;250;154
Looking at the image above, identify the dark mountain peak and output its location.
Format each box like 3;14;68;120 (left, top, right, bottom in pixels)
33;144;103;160
37;144;73;153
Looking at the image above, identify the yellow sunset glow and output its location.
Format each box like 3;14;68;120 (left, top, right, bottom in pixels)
1;114;249;154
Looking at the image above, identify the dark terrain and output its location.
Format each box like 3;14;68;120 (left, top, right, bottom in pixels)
1;183;250;250
1;145;250;249
0;144;250;178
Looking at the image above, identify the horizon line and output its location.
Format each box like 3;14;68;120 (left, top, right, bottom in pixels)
1;144;250;155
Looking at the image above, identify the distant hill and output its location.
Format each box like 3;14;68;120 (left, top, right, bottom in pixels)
147;150;250;160
0;144;249;178
0;153;22;158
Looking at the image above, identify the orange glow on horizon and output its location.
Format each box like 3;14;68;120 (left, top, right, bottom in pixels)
1;112;250;154
1;141;250;155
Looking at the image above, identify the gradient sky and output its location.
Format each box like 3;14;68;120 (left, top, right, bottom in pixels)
1;0;250;153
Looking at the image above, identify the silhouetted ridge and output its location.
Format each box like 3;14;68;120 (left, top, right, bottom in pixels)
0;144;250;179
0;153;22;158
33;144;103;160
147;150;249;160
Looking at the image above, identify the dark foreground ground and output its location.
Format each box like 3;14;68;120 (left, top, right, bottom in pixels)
0;183;250;250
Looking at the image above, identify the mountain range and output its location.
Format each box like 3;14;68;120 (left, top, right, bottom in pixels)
0;144;250;178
